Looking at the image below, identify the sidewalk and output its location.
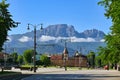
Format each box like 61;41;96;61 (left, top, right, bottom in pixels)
21;67;65;74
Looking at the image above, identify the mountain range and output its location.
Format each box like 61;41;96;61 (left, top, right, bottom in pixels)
4;24;106;56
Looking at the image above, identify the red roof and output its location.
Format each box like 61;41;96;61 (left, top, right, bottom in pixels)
50;55;63;60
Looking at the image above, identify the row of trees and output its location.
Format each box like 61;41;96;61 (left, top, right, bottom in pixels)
87;50;111;69
87;47;117;69
4;49;51;66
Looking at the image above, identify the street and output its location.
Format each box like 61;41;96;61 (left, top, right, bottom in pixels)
1;68;120;80
20;68;120;80
0;74;31;80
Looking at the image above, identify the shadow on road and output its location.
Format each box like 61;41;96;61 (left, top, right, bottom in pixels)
0;74;32;80
22;74;120;80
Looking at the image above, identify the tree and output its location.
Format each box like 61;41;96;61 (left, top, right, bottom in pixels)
95;57;102;68
87;51;95;68
98;0;120;64
0;0;17;51
97;47;111;66
23;49;33;64
40;54;50;66
11;52;18;64
17;55;23;65
7;55;13;64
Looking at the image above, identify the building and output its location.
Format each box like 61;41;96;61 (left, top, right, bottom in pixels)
74;54;88;67
50;54;63;66
50;50;88;67
0;52;10;66
0;52;9;60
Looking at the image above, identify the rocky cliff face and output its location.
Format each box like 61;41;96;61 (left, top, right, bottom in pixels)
35;24;105;38
43;24;79;37
83;29;105;38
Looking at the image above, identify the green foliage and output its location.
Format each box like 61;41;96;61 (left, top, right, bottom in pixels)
11;52;18;64
98;0;120;66
0;0;17;51
21;64;32;67
17;55;23;65
7;57;13;64
0;59;4;64
40;54;50;66
87;51;95;68
95;56;102;67
97;47;109;66
23;49;33;64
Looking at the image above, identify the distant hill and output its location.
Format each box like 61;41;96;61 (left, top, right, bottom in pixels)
5;24;106;55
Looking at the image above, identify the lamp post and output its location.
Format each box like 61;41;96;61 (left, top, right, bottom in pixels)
27;23;43;73
62;40;68;71
63;51;68;71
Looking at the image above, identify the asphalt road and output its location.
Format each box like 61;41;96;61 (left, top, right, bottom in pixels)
1;68;120;80
21;74;120;80
21;69;120;80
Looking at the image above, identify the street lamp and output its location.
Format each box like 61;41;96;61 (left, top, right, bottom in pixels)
63;49;68;71
27;23;43;73
14;22;21;26
62;40;68;71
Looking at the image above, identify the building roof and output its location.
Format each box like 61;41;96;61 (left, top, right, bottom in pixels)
50;55;63;60
63;47;68;54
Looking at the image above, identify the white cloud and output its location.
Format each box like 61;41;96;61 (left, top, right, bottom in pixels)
39;35;56;42
39;35;96;42
7;36;12;42
18;36;32;42
71;37;96;42
100;39;105;42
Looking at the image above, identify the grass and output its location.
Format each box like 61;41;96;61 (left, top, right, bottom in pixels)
0;71;18;75
21;64;33;67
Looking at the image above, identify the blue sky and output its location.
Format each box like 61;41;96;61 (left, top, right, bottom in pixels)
4;0;112;35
